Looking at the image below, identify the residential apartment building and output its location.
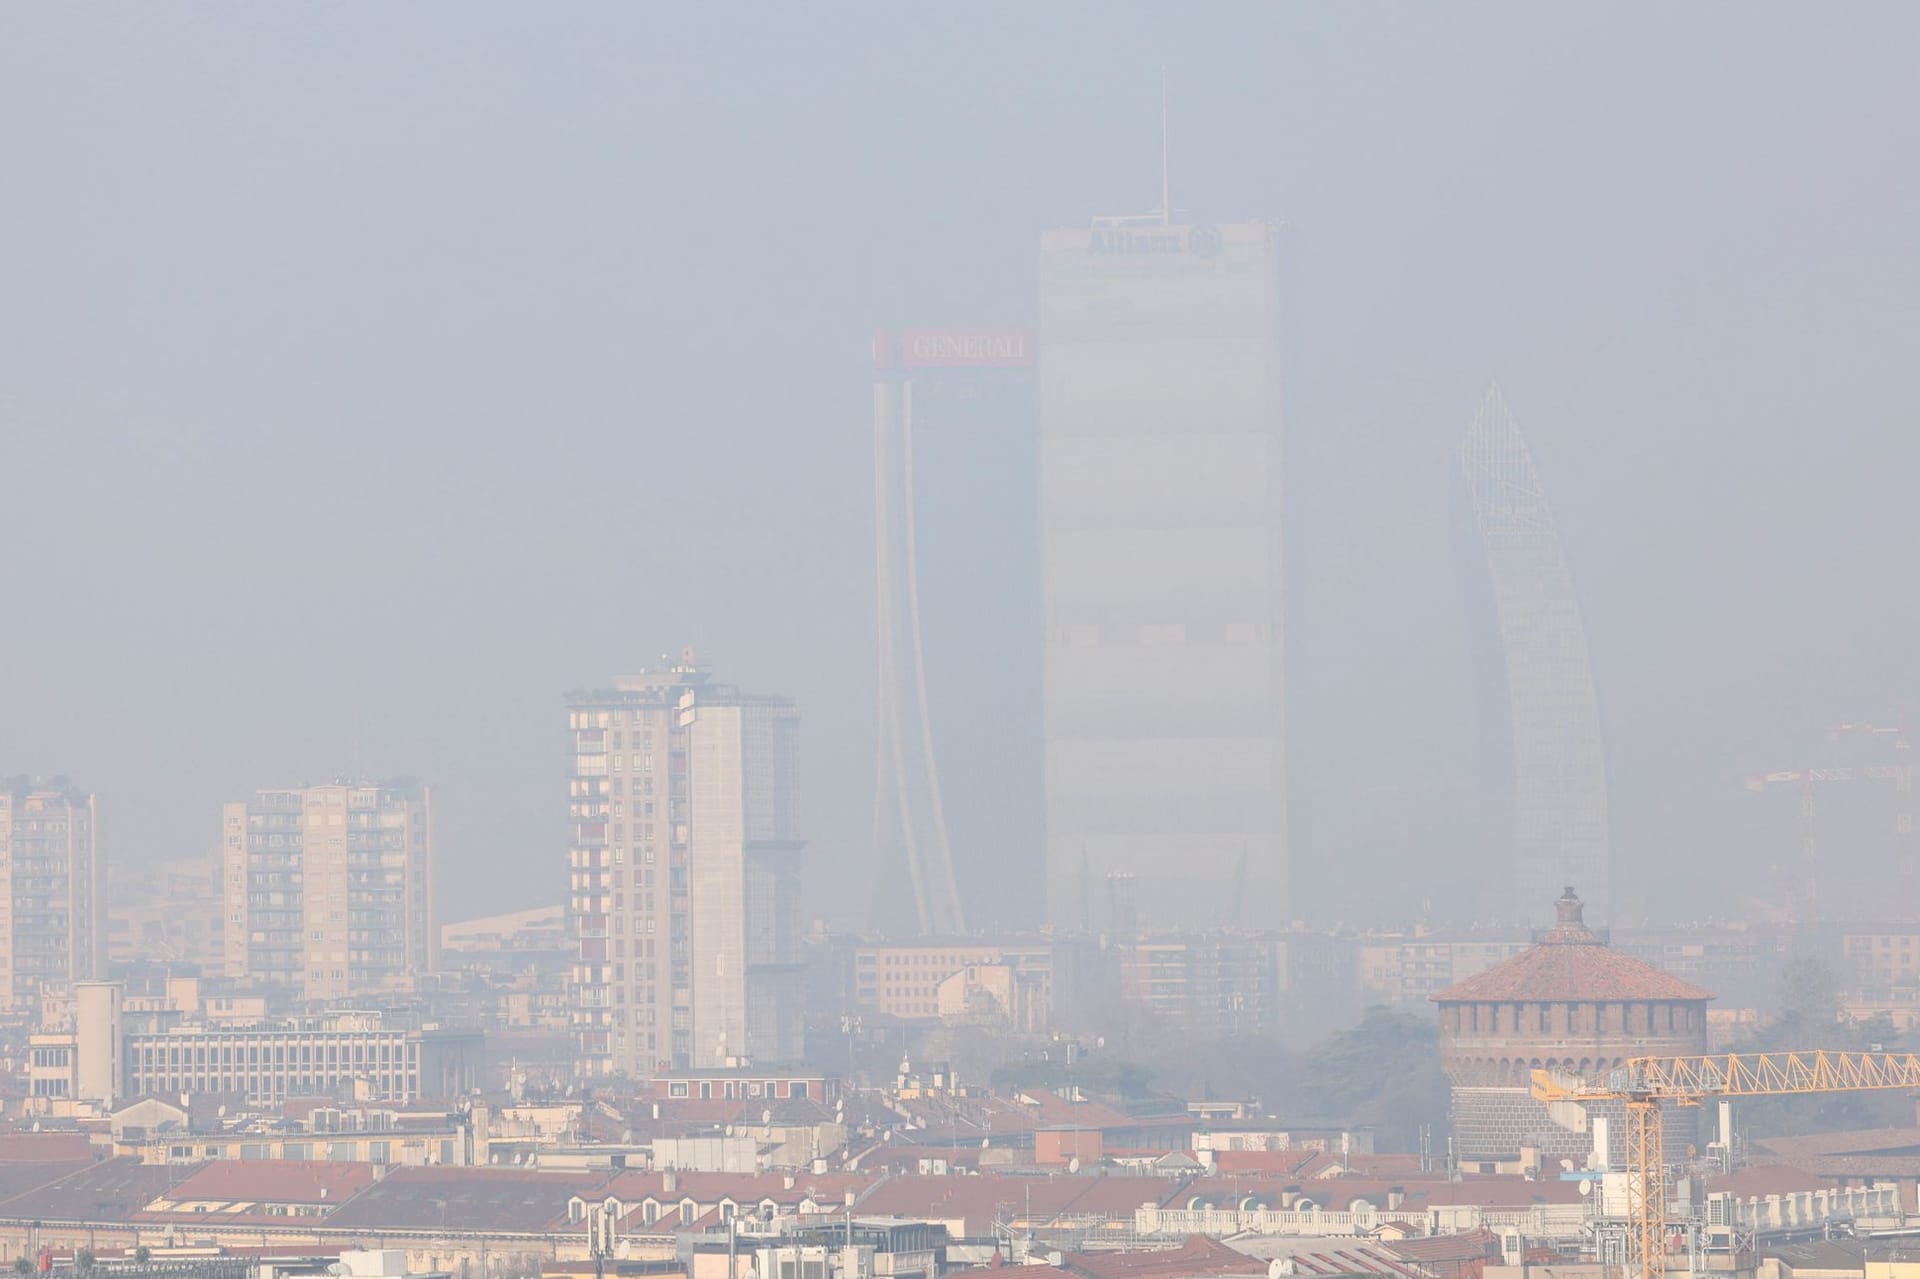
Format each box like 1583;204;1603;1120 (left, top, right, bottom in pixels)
567;653;803;1079
110;851;224;969
0;778;106;1009
222;781;435;1001
1114;934;1278;1036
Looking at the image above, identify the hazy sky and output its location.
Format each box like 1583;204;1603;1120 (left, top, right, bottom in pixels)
5;4;1918;928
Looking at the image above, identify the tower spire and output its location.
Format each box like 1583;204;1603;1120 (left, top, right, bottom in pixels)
1159;65;1171;226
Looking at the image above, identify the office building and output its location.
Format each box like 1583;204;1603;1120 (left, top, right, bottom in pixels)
1455;386;1612;926
1037;218;1285;929
221;781;436;1001
869;329;1042;934
0;777;107;1009
567;653;803;1079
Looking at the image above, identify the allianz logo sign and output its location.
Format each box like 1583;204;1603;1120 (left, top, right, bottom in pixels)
1087;224;1223;258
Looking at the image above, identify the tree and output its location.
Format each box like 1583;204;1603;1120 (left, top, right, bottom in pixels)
1776;955;1841;1029
1294;1006;1450;1151
133;1247;151;1265
1729;966;1910;1139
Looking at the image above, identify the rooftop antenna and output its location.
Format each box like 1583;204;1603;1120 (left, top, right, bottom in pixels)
1159;65;1171;226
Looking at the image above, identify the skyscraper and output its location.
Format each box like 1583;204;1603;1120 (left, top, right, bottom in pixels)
567;654;802;1080
870;329;1041;934
1454;386;1612;925
1037;218;1285;931
0;778;106;1009
221;779;436;1000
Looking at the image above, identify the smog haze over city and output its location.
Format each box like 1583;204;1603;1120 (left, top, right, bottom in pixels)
6;1;1920;936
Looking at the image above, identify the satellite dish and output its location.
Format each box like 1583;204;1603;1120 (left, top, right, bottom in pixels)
1578;1181;1593;1197
1068;1157;1081;1174
762;1109;772;1126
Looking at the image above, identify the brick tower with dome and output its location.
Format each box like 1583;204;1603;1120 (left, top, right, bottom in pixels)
1431;887;1712;1168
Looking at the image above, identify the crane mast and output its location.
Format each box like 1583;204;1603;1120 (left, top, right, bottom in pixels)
1533;1051;1920;1279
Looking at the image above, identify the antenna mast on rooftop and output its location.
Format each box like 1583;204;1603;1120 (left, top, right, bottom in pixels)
1159;66;1171;226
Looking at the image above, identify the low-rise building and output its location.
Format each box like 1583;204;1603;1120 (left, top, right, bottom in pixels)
852;940;1058;1029
123;1016;483;1103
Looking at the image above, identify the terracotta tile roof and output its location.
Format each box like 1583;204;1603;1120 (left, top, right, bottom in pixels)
0;1133;93;1163
1207;1151;1322;1177
154;1159;376;1206
1430;939;1712;1003
1431;891;1713;1003
0;1158;189;1223
320;1165;611;1234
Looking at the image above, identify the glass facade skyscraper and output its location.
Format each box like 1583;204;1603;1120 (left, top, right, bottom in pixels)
1455;386;1612;925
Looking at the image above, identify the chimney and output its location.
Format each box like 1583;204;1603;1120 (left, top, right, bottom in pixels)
784;1174;796;1191
663;1171;677;1195
1281;1187;1301;1210
1387;1186;1404;1211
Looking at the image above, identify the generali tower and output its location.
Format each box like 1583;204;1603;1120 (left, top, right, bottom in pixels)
1037;218;1285;931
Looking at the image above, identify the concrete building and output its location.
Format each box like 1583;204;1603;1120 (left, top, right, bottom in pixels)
852;938;1057;1029
34;991;483;1105
122;1015;482;1103
0;777;106;1009
109;851;224;969
222;780;436;1000
567;654;803;1080
1037;218;1285;931
1431;889;1711;1168
1114;933;1279;1036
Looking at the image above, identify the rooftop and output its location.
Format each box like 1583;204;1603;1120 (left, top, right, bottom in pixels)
1430;889;1714;1004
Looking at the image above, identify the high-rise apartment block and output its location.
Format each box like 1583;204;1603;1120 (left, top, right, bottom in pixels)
0;779;107;1009
1038;219;1286;930
567;654;803;1080
221;781;436;1001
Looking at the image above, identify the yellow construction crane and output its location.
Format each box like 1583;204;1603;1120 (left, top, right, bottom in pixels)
1532;1051;1920;1279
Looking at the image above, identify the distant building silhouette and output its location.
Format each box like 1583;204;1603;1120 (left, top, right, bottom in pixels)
1036;218;1285;930
1455;386;1612;926
0;777;105;1010
221;779;435;1000
868;330;1040;934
